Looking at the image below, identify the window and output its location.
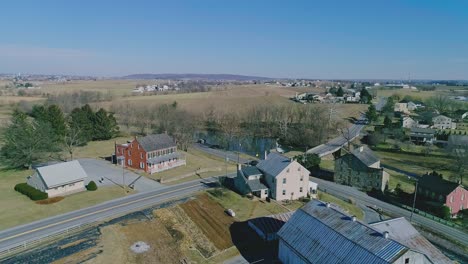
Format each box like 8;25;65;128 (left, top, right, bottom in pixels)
462;194;465;201
286;168;290;173
140;162;145;169
131;143;133;148
405;258;410;264
282;178;286;184
298;167;301;171
128;150;131;156
117;148;120;154
282;190;286;195
264;190;268;195
128;159;132;166
450;196;453;203
300;187;303;193
140;153;143;159
138;144;140;149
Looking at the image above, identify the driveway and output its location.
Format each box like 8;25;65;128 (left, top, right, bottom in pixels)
78;158;164;193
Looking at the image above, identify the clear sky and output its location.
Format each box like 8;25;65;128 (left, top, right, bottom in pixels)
0;0;467;79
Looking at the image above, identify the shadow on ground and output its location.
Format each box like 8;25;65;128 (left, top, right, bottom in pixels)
229;221;278;263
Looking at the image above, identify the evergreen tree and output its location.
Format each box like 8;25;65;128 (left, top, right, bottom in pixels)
360;88;372;104
93;108;119;140
365;104;378;122
69;104;95;143
383;116;392;128
0;110;58;169
336;87;344;97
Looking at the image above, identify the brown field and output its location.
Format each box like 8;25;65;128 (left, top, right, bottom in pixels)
39;79;144;96
180;194;235;250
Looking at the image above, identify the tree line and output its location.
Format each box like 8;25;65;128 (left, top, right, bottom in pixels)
0;104;119;169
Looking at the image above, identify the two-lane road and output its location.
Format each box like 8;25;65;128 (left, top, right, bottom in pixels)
311;177;468;246
0;176;230;254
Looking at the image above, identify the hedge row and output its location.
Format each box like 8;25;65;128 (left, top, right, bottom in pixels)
14;183;48;201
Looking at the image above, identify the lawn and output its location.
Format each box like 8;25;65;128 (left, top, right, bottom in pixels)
0;168;127;231
206;188;291;221
317;191;364;220
149;148;237;184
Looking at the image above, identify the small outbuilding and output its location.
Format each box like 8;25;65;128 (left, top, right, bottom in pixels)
27;160;88;197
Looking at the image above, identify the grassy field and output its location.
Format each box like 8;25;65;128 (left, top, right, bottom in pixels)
317;191;364;220
0;168;127;231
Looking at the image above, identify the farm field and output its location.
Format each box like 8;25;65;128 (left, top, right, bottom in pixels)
0;168;128;231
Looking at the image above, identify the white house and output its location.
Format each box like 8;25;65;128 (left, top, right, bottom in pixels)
402;116;417;128
432;115;456;130
27;160;88;197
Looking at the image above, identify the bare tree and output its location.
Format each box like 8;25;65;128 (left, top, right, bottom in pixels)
64;126;84;161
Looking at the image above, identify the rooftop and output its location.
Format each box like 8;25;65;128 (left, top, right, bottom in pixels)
136;133;176;152
35;160;88;188
419;172;461;195
370;217;451;264
350;146;380;167
256;152;292;177
278;200;410;264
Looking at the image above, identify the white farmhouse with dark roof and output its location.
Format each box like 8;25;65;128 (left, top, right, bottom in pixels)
27;160;88;197
234;152;310;201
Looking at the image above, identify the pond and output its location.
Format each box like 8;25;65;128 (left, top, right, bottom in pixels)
194;131;277;159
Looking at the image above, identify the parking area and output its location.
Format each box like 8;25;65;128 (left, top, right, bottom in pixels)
78;158;164;193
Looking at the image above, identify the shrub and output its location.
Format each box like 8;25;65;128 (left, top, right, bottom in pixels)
86;181;98;191
14;183;48;201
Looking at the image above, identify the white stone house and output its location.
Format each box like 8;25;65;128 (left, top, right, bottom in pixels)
432;115;456;129
402;116;417;128
27;160;88;197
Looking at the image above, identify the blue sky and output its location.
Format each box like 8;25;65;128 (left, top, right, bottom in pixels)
0;0;467;79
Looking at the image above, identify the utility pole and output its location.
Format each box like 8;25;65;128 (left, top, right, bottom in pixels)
410;178;419;222
122;161;126;195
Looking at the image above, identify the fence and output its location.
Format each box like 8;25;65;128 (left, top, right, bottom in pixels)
0;223;94;261
400;204;462;229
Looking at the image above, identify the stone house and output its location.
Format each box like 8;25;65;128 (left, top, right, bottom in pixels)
334;146;389;192
432;115;456;129
401;116;417;128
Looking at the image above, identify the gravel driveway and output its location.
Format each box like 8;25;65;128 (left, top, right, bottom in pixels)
78;158;164;193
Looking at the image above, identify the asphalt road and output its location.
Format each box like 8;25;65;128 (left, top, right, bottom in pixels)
307;118;366;157
193;143;252;164
0;176;227;254
311;177;468;246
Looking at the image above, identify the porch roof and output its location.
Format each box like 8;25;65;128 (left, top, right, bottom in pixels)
147;152;180;164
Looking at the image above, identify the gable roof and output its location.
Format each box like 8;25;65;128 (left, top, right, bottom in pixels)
256;152;291;177
241;166;263;177
433;115;451;121
348;146;380;167
419;173;460;196
136;134;176;152
277;200;409;264
36;160;88;188
370;218;451;264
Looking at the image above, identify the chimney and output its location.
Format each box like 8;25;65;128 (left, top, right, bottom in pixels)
383;231;389;239
237;164;242;171
359;146;364;152
264;150;268;160
326;203;331;208
351;215;356;222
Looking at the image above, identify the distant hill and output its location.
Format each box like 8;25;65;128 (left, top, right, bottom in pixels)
121;73;273;81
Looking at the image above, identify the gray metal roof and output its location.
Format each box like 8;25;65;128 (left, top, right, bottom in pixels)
242;166;262;177
410;127;436;135
256;152;291;177
350;146;380;167
136;134;176;152
277;200;409;264
147;152;180;164
370;218;452;264
36;160;88;188
246;179;268;191
249;211;294;236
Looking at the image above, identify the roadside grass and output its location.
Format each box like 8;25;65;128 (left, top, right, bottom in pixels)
0;168;128;231
206;188;290;221
320;159;335;171
374;149;456;180
317;191;364;220
149;148;237;184
386;169;415;193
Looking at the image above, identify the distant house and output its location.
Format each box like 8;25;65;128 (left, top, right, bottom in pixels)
418;172;467;216
407;101;417;111
394;103;409;114
401;116;417;128
334;146;389;192
410;127;436;144
277;200;450;264
132;87;144;94
432;115;456;130
234;153;310;201
27;160;88;197
115;134;185;174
